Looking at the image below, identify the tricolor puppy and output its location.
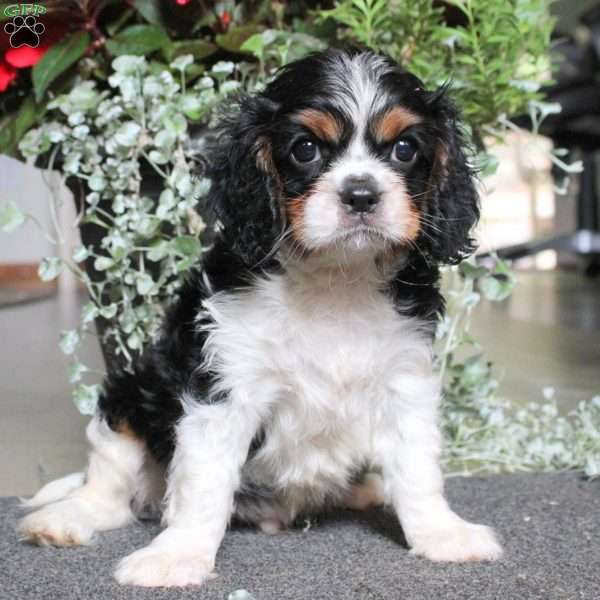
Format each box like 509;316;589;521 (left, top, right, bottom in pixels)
18;49;502;587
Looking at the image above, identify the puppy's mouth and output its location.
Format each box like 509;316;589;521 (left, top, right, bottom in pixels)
331;222;395;248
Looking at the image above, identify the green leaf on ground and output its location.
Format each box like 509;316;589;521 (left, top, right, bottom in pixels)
228;591;257;600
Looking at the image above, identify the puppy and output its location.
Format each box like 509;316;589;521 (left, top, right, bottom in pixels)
18;49;502;587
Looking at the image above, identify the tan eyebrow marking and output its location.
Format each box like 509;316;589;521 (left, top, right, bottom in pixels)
293;109;342;143
373;106;422;143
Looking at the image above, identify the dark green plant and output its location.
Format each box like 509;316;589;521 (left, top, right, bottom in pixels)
320;0;554;134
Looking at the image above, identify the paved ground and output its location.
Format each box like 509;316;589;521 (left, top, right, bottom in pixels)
1;473;599;600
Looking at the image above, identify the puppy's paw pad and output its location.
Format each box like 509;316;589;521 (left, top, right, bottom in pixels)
115;547;215;587
410;521;503;563
17;503;94;547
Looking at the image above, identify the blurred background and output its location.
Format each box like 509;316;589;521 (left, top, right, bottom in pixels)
0;0;599;495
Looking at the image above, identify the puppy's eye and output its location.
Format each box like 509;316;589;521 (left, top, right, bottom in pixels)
291;139;321;165
392;138;418;163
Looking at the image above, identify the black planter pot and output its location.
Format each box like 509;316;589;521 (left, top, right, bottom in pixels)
66;165;167;373
51;124;213;372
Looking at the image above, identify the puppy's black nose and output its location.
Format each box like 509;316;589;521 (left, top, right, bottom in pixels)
341;176;380;214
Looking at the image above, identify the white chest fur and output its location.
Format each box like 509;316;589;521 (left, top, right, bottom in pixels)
200;258;434;501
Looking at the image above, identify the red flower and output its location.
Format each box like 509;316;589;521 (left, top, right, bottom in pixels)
0;59;17;92
5;45;49;68
220;10;231;27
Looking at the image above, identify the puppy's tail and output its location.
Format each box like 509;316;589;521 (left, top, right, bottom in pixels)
19;472;85;509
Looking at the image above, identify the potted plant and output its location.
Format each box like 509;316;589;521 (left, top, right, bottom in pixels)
2;0;598;476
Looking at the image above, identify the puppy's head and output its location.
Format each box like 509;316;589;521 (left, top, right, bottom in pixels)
209;49;479;268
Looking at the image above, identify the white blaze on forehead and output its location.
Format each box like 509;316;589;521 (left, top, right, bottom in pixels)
324;53;395;192
325;52;390;126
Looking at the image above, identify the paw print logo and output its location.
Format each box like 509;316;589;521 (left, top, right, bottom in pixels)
4;15;45;49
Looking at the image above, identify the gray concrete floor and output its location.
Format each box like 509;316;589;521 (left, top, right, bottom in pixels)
3;473;600;599
471;269;600;410
1;270;599;497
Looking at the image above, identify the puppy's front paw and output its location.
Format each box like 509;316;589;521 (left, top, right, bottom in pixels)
114;546;215;587
409;520;503;563
18;500;95;547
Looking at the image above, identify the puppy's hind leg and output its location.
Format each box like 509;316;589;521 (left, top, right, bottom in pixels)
21;472;86;509
18;417;146;547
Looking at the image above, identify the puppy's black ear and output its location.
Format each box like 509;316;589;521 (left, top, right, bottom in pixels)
207;95;282;268
421;89;480;265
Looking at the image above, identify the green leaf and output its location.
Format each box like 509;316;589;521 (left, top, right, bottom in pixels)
72;383;101;415
72;245;90;262
172;236;201;258
216;25;263;53
170;54;193;72
136;273;154;295
147;240;169;261
480;274;513;302
94;256;114;271
59;330;80;355
460;262;489;280
136;215;160;236
112;55;147;74
240;33;265;59
1;97;40;158
32;32;90;102
228;591;257;600
132;0;164;26
67;361;88;384
114;121;142;147
166;40;216;61
100;304;118;319
127;330;143;350
0;201;26;232
38;257;62;281
165;114;187;136
106;25;170;56
154;128;176;149
88;173;107;192
181;94;204;120
148;150;168;164
81;302;99;324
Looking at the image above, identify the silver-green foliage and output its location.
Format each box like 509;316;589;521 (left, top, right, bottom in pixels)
17;55;239;413
438;262;600;478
